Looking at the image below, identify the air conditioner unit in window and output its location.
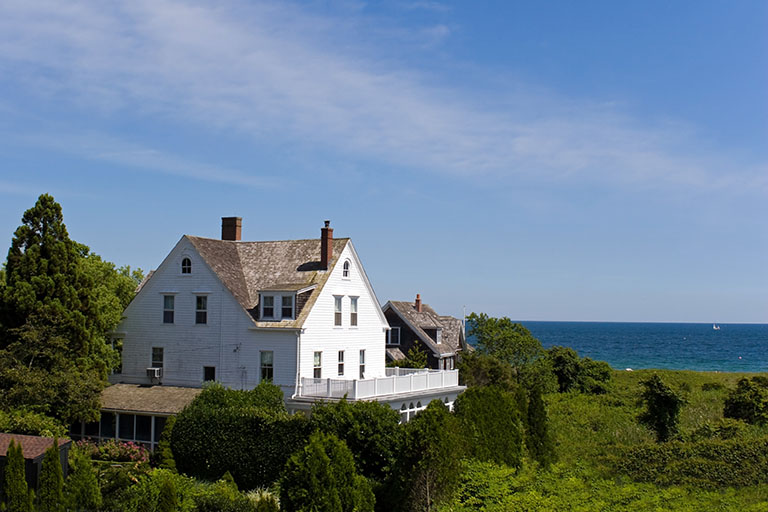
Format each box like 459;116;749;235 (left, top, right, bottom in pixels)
146;367;163;379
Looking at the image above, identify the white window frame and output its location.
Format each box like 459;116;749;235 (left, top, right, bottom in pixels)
338;351;344;376
163;295;174;324
334;296;342;326
260;351;274;382
342;260;351;278
359;349;365;379
388;327;400;345
195;295;208;324
350;296;358;327
314;351;322;378
262;295;275;319
281;295;294;320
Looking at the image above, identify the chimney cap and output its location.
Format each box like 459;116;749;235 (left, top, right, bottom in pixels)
324;220;331;228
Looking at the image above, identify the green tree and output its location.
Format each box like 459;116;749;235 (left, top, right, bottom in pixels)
0;194;141;423
466;313;542;380
546;346;581;392
525;384;557;468
310;398;402;481
157;475;179;512
387;347;428;369
457;352;516;391
454;386;524;468
37;440;64;512
4;440;32;512
64;445;102;511
280;432;375;512
396;400;464;512
638;374;686;442
723;377;768;425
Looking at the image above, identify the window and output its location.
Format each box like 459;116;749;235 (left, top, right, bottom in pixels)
342;260;350;278
334;296;342;326
203;366;216;381
359;349;365;379
260;351;273;382
338;351;344;376
151;347;163;368
350;297;358;326
119;413;134;440
181;257;191;274
262;296;274;318
281;295;293;319
100;412;116;439
136;415;152;442
154;417;167;443
314;351;322;378
387;327;400;345
163;295;174;324
196;295;207;324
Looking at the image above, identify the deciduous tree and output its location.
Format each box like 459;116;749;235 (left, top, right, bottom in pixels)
466;313;542;380
638;374;686;442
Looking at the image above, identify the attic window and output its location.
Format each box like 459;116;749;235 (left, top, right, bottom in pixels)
342;260;351;278
181;258;191;274
262;296;275;318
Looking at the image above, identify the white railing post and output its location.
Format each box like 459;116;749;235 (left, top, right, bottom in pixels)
409;374;413;392
326;378;332;397
441;371;445;388
352;380;358;399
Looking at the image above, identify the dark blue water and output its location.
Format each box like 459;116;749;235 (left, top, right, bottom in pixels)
519;322;768;372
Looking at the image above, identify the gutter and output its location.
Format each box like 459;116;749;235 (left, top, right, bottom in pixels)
291;329;304;399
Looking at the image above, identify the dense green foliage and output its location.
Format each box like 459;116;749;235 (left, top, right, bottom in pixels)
64;444;103;511
310;398;402;481
453;386;522;467
724;377;768;425
466;313;542;379
281;431;375;512
525;384;557;468
639;374;687;442
387;346;428;369
0;195;142;423
37;441;64;512
546;346;612;394
3;440;32;512
0;408;66;437
171;382;310;489
395;400;464;511
457;352;516;391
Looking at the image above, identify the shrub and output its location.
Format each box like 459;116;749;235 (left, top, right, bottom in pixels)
457;352;516;391
701;382;724;392
526;384;557;468
687;418;748;442
37;440;64;512
638;374;686;442
724;378;768;425
578;358;612;394
65;444;102;511
453;386;523;467
0;408;67;437
545;346;612;394
310;398;402;481
4;439;32;512
281;431;374;512
172;388;310;489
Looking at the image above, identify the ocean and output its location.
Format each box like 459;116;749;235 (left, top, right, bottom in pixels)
517;321;768;373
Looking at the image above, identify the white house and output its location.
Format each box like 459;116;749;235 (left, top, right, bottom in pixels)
95;218;463;436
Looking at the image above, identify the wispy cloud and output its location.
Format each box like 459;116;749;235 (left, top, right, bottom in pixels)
0;0;763;194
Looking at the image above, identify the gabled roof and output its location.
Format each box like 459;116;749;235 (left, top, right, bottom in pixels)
384;300;466;357
186;236;349;329
0;434;70;460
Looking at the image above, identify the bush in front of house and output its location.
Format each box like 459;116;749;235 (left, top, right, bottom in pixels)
171;382;311;490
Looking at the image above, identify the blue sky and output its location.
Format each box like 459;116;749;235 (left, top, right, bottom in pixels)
0;1;765;323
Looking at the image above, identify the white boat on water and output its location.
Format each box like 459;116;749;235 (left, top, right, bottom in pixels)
713;323;721;330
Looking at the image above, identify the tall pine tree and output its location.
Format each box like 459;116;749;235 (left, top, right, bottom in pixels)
0;194;140;423
4;440;32;512
526;384;557;468
37;440;64;512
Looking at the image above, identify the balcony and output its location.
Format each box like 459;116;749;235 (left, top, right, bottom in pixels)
299;368;461;400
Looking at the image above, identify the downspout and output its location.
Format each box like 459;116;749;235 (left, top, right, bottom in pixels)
291;329;303;399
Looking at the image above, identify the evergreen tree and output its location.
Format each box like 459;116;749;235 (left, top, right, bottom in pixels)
0;194;140;423
4;440;32;512
526;384;557;468
37;440;64;512
64;446;102;511
280;432;375;512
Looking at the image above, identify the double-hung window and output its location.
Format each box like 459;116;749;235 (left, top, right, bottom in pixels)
350;297;358;327
163;295;174;324
359;350;365;379
281;296;293;319
314;351;322;378
196;296;207;324
151;347;164;368
387;327;400;345
334;296;342;326
260;351;274;381
262;296;274;318
338;351;344;376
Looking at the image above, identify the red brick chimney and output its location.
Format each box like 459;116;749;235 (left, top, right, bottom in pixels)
221;217;242;241
415;294;422;312
321;220;333;269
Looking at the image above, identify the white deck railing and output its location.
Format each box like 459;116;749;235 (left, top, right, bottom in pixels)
299;369;460;399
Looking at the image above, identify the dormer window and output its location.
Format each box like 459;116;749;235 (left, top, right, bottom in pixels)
181;258;191;274
342;260;351;278
262;296;275;318
281;296;294;319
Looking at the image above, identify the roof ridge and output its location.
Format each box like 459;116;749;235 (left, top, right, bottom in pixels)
186;235;351;243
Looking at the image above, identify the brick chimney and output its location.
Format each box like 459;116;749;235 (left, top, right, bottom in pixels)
221;217;242;241
321;220;333;269
415;294;422;312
